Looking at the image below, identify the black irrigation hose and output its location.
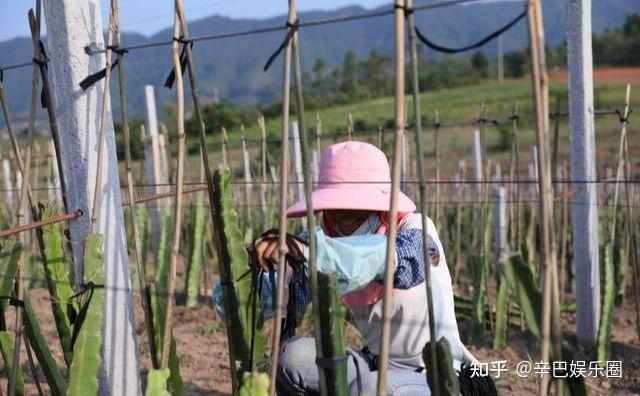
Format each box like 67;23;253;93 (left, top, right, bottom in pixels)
0;0;491;72
414;10;527;53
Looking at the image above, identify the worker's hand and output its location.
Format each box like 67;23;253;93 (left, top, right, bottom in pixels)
253;235;304;272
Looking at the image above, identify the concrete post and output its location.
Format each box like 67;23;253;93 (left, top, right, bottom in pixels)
143;85;168;251
566;0;600;347
493;186;507;258
2;158;14;209
43;1;141;393
493;163;502;183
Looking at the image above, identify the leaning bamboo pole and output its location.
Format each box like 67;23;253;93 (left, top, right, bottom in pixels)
508;101;521;248
90;2;117;233
613;86;635;337
526;1;562;394
377;0;405;394
268;0;297;393
161;4;187;370
7;5;41;393
27;10;68;216
112;0;156;368
433;110;441;225
406;0;440;393
291;13;345;394
173;0;240;391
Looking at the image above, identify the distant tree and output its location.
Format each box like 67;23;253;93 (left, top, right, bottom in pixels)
471;51;490;78
364;49;392;97
311;58;328;97
340;51;360;102
504;51;527;78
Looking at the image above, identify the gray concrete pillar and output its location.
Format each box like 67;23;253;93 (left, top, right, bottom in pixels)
43;0;141;392
566;0;600;347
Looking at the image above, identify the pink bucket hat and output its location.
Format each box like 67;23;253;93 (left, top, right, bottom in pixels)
286;141;416;218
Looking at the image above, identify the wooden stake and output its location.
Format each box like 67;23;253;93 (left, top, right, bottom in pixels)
268;0;296;392
508;101;521;248
291;21;336;394
173;0;240;389
347;113;354;140
240;124;253;223
406;0;440;392
377;0;405;393
527;1;561;394
112;0;156;369
433;110;441;225
316;113;322;155
90;1;117;233
8;4;43;394
551;94;561;179
258;115;268;222
221;127;229;168
28;8;69;216
161;4;187;370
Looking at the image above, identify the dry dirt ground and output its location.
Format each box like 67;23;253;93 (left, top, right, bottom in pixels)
1;282;638;395
548;67;640;86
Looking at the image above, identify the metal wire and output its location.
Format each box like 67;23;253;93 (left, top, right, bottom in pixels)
0;0;493;72
0;210;82;239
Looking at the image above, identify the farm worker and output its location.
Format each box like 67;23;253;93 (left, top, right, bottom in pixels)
214;141;478;395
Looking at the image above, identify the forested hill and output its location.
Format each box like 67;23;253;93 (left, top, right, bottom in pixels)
0;0;638;121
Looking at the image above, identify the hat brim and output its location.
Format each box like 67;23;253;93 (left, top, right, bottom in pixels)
286;187;416;218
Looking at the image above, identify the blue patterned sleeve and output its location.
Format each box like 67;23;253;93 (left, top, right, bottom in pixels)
393;229;439;289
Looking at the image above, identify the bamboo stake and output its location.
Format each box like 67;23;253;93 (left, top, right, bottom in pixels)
161;4;187;370
160;123;172;185
6;6;41;394
316;113;322;155
406;1;440;392
611;84;640;339
221;127;229;168
551;94;561;179
23;333;43;396
89;3;117;233
619;86;640;346
433;110;441;225
508;101;521;248
240;124;253;223
377;0;405;393
609;84;630;248
112;0;156;369
27;11;69;216
268;1;296;393
173;0;240;391
291;18;335;395
258;115;268;223
478;104;488;256
559;164;569;302
526;1;561;394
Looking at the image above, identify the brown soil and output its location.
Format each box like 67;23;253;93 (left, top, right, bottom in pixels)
549;67;640;86
2;284;639;395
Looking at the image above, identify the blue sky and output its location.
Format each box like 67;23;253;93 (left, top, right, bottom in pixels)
0;0;392;41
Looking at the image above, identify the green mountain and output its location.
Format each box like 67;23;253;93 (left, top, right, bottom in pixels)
0;0;637;122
